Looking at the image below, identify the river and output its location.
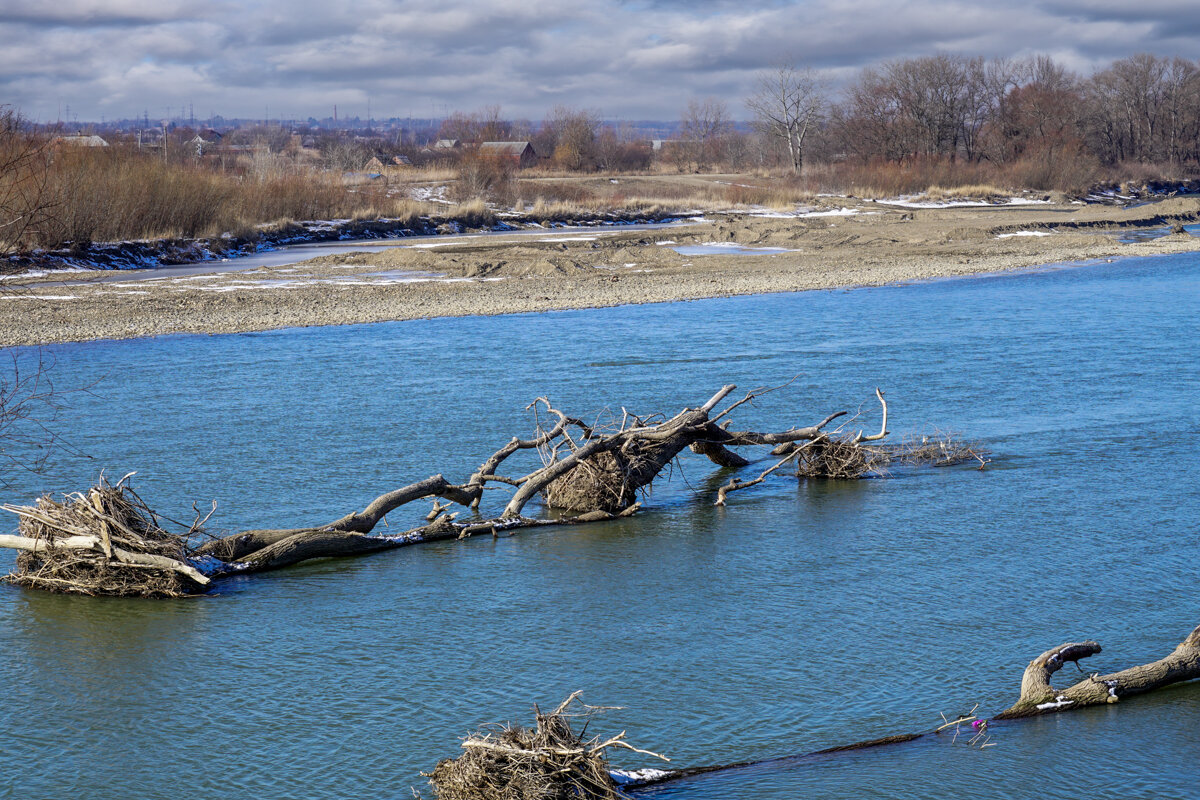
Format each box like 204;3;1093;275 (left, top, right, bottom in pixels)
1;251;1198;799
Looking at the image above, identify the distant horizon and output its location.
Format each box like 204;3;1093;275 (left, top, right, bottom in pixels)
4;1;1200;124
33;113;696;130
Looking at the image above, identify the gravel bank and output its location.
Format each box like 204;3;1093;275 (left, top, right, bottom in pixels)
3;199;1199;347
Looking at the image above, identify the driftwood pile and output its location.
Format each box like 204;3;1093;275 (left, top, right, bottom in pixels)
0;474;210;597
426;692;667;800
0;384;987;597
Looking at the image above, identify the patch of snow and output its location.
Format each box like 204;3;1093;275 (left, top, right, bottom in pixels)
1036;697;1075;710
996;231;1053;239
750;206;864;219
409;185;453;204
379;531;427;544
0;267;88;281
654;240;677;246
0;294;79;300
610;769;673;786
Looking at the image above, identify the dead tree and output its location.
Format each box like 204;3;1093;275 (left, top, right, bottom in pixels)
2;384;970;597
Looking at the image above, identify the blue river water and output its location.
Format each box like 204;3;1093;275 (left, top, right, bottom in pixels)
1;252;1198;799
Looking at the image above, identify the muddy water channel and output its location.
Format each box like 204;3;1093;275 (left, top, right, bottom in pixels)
2;252;1199;799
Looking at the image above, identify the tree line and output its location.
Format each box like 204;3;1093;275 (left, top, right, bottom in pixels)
428;51;1200;185
732;52;1200;178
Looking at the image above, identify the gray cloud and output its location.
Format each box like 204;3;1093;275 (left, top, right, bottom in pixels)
3;0;1199;123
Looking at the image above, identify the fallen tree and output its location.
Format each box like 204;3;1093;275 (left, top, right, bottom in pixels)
1;384;984;597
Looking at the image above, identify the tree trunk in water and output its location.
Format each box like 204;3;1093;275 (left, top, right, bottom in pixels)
996;625;1200;719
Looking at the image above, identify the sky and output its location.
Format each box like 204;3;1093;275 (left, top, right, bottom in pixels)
3;0;1200;125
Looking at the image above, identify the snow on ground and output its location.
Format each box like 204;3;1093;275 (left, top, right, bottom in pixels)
0;294;79;300
996;231;1053;239
0;267;88;281
409;185;452;204
750;206;867;219
872;196;1052;209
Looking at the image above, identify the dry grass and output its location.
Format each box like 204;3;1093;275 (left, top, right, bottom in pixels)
452;197;496;228
723;179;816;208
920;184;1012;201
23;149;394;250
6;131;1194;256
393;165;458;182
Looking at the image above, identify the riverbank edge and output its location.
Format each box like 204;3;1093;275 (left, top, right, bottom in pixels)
1;208;691;274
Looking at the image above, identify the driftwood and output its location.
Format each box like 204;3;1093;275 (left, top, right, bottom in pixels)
2;384;980;597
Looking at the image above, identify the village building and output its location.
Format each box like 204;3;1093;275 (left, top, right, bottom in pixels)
479;141;538;168
53;134;109;147
187;130;222;156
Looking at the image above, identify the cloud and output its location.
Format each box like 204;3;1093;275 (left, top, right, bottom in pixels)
0;0;216;27
4;0;1199;123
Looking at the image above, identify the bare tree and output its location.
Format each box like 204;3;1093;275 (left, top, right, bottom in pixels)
439;105;512;144
543;106;601;171
1082;53;1184;164
746;64;826;173
0;385;961;594
0;352;81;489
0;107;55;258
679;98;731;171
